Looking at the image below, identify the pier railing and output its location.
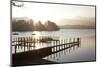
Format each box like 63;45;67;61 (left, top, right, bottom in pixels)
12;37;80;54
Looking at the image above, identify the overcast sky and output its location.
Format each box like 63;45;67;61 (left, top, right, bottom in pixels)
12;1;95;25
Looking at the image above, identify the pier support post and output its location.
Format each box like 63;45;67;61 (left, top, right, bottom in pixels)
23;37;26;52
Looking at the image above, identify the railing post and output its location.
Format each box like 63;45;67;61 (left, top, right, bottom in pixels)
69;38;71;47
63;39;64;49
61;40;63;50
24;37;25;52
52;41;54;52
77;38;80;48
34;38;36;47
28;37;29;50
73;38;75;50
31;37;32;49
64;39;66;49
29;37;31;50
21;37;23;49
77;38;79;43
65;39;67;48
56;40;57;52
16;37;17;49
58;40;60;50
26;37;28;50
18;37;19;48
69;38;71;53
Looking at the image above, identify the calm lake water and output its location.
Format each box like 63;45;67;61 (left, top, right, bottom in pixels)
12;29;96;63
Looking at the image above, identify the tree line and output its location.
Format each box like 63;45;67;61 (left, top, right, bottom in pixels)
12;18;59;31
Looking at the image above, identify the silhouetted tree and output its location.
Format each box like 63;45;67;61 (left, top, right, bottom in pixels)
44;20;59;31
34;21;46;31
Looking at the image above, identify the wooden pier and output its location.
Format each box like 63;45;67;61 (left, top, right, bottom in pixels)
12;37;81;66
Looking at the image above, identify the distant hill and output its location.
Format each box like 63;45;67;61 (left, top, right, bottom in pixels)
56;17;95;27
59;25;95;29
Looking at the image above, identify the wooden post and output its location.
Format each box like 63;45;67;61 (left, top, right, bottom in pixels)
77;38;79;42
23;37;25;52
77;38;80;48
65;39;67;48
19;37;21;49
18;37;19;49
61;40;63;49
30;37;31;50
58;40;60;51
28;37;29;51
59;40;61;50
63;39;64;49
15;37;17;48
21;37;23;49
69;38;71;53
15;37;17;53
52;41;54;52
56;40;57;52
53;41;55;52
33;38;35;47
55;41;57;51
64;39;66;49
61;40;63;50
73;38;75;50
30;37;32;50
60;40;62;50
69;38;71;47
36;37;38;47
26;37;28;50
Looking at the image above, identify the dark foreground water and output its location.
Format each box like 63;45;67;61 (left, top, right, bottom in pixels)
12;29;96;63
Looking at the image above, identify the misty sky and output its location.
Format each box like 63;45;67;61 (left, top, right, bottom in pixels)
12;1;95;26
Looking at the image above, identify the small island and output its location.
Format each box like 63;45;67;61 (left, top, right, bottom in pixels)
12;17;59;31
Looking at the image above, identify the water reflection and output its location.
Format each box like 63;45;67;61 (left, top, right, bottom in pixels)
43;38;81;61
12;29;95;63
